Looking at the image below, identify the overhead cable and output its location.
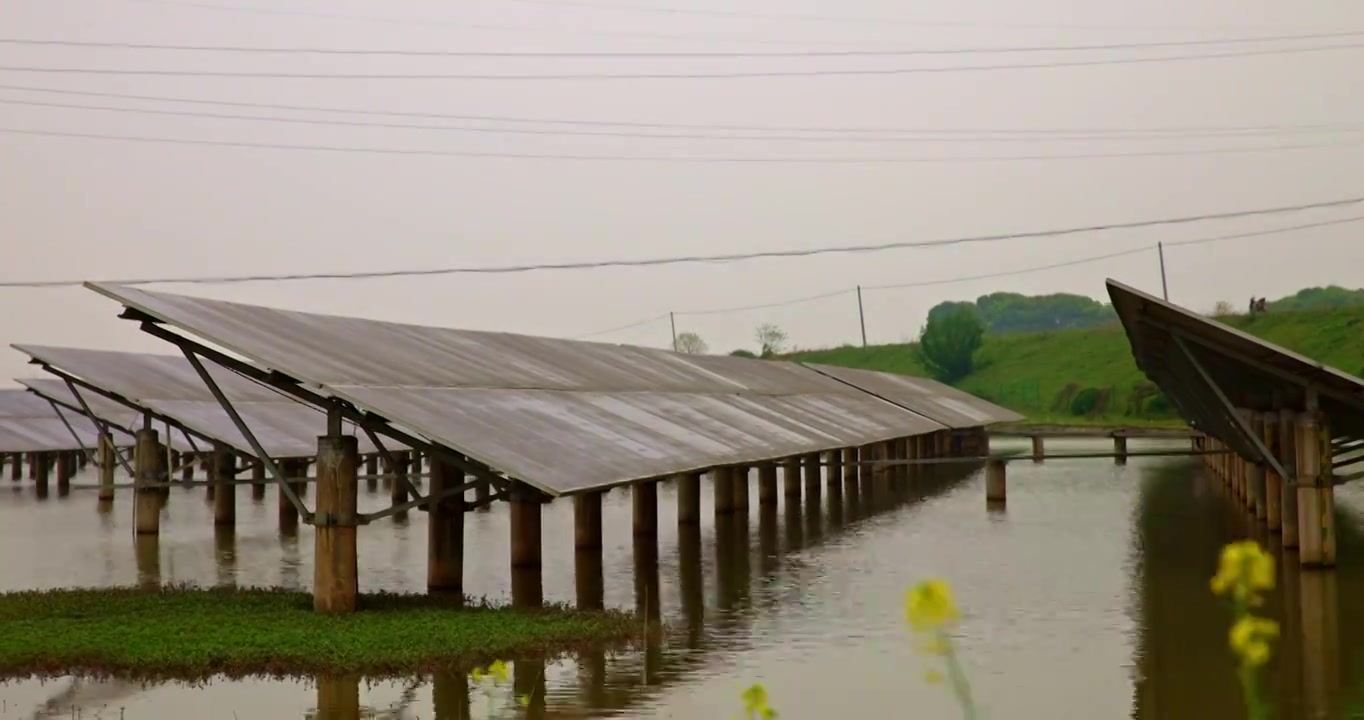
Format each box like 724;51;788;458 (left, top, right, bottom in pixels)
3;42;1364;80
3;126;1361;163
7;97;1363;143
1;83;1354;137
1;196;1360;289
4;29;1364;56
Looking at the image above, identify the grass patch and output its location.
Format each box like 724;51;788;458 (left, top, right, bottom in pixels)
0;586;641;681
789;306;1364;426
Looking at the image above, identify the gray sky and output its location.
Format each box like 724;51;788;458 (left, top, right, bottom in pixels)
2;0;1363;386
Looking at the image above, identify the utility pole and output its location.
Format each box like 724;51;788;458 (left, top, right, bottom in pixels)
1157;242;1169;301
856;286;868;347
669;312;678;351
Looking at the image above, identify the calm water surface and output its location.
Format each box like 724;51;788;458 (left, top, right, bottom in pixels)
2;437;1361;719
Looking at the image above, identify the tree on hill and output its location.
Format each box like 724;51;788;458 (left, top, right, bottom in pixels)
1269;286;1364;312
755;323;788;358
917;305;985;383
926;292;1115;335
674;331;708;354
730;349;758;358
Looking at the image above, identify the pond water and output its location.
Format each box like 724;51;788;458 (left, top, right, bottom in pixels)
2;437;1360;719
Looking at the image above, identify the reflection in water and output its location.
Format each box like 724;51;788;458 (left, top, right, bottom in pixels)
18;441;1364;717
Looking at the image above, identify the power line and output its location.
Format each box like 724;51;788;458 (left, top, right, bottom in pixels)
117;0;886;49
4;40;1363;79
1;196;1361;289
4;126;1362;163
6;29;1364;56
3;83;1356;137
571;314;671;340
483;0;1338;32
577;212;1364;338
13;97;1362;144
124;0;1340;34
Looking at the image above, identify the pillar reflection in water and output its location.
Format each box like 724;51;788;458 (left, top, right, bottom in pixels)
134;534;160;591
1297;569;1341;719
514;659;547;720
313;674;361;720
431;667;470;720
633;534;661;622
783;497;804;554
577;648;609;708
214;526;237;588
677;522;704;648
758;503;779;578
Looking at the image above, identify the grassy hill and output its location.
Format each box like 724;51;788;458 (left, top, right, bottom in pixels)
790;306;1364;427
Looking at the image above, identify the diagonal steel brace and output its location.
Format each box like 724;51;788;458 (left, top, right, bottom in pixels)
1173;333;1292;483
61;377;135;477
181;348;312;523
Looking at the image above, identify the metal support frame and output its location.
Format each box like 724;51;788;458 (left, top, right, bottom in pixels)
358;424;425;505
141;320;512;497
49;368;223;464
1169;324;1364;416
45;399;94;463
57;377;135;477
181;347;312;523
1173;334;1292;483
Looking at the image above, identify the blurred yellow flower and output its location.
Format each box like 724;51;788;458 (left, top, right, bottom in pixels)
906;580;959;632
488;659;511;684
1229;616;1279;668
1209;541;1275;603
740;683;777;719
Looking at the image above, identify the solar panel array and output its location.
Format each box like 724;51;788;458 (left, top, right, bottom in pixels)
0;387;103;453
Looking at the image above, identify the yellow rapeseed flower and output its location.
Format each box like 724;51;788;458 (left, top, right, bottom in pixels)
924;670;944;684
1209;541;1274;603
488;659;511;684
1229;616;1279;668
740;684;777;719
906;580;960;632
469;666;485;682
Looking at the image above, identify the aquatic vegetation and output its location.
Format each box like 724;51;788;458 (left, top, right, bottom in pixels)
1210;540;1279;720
0;585;640;680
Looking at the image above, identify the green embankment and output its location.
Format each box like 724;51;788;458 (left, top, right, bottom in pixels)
793;307;1364;427
0;587;640;679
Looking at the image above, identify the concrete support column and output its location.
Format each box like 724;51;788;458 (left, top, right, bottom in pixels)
825;450;842;491
428;457;465;598
279;459;300;529
677;472;701;525
713;466;736;516
34;452;50;496
391;451;410;506
251;461;267;500
575;490;604;610
97;436;116;501
757;463;778;506
782;457;801;499
55;451;73;495
1113;436;1128;465
731;466;749;512
133;428;160;534
314;434;359;613
842;447;859;500
364;454;379;492
1263;418;1283;531
634;480;659;538
8;452;19;481
1296;412;1335;568
1280;411;1300;549
212;445;236;526
510;485;544;608
858;443;874;498
986;459;1006;504
1031;436;1044;462
802;452;821;506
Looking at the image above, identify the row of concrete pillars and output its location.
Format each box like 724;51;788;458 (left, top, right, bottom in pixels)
0;449;87;495
1026;435;1133;462
336;428;986;614
1194;408;1336;567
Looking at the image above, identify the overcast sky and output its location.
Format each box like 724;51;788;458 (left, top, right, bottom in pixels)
1;0;1362;386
